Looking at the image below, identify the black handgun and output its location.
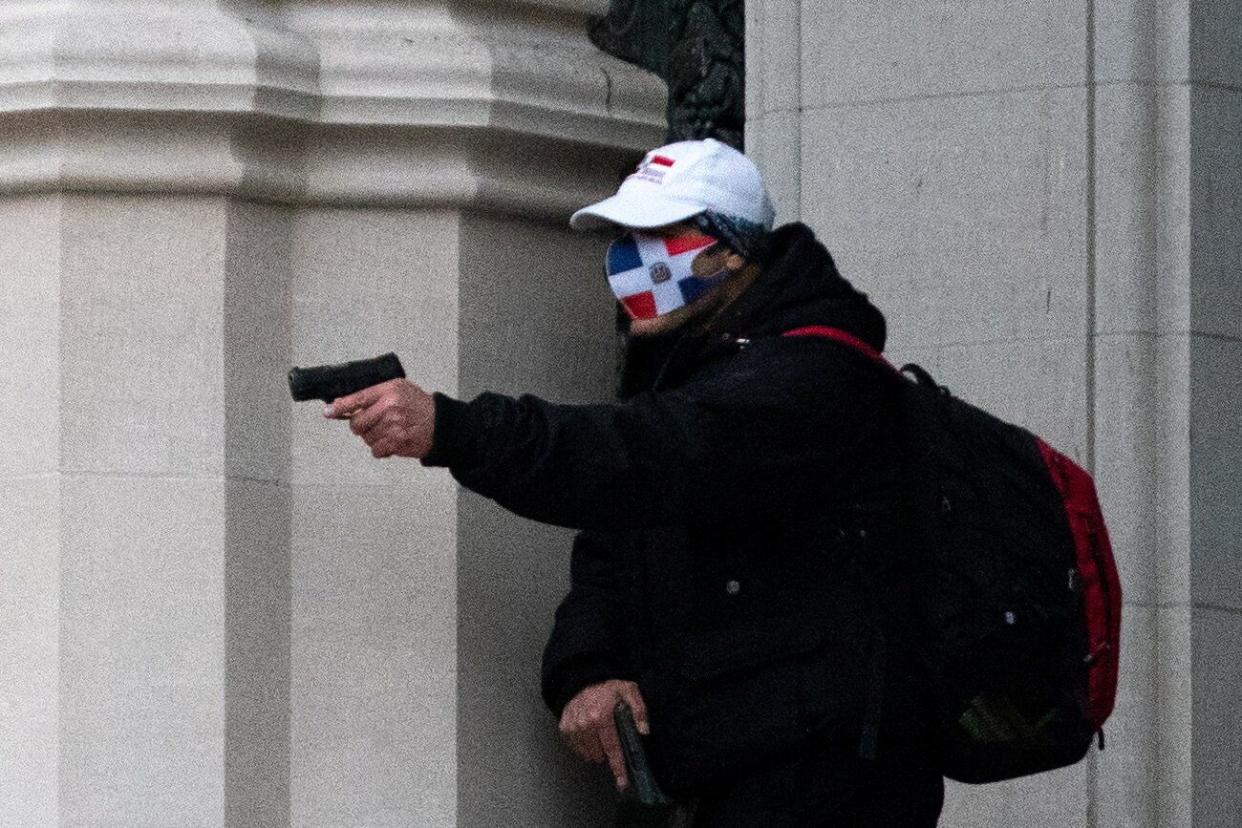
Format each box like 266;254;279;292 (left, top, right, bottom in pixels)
287;353;406;403
614;702;679;827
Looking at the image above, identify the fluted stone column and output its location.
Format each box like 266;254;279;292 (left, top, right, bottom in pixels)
747;2;1242;826
0;2;664;825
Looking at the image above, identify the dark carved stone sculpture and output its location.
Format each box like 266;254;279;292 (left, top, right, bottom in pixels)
590;0;745;150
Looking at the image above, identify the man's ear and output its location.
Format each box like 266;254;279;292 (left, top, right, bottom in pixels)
724;251;748;273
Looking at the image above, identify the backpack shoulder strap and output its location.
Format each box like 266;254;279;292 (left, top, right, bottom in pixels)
781;325;899;375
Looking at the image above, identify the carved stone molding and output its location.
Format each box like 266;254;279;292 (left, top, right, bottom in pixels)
0;1;666;219
588;0;744;148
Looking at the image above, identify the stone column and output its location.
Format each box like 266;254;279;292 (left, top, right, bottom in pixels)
747;2;1242;826
0;2;664;825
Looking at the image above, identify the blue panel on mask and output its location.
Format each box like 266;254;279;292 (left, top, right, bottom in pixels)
606;236;643;275
678;277;710;304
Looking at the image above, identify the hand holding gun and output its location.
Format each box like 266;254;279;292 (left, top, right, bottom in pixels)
291;353;437;460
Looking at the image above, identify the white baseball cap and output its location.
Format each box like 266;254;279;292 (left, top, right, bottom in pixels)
571;138;776;232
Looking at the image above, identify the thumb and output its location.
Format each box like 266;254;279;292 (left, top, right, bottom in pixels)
618;682;650;736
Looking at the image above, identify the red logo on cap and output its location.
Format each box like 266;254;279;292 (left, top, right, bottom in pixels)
650;155;676;168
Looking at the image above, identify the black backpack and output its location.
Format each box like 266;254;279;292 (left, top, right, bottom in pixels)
786;326;1122;784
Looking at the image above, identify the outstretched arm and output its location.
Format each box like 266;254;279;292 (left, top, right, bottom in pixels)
422;339;887;530
326;337;888;532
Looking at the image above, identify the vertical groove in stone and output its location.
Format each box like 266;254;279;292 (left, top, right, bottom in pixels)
1084;0;1099;821
222;200;296;827
1085;0;1098;476
793;0;804;222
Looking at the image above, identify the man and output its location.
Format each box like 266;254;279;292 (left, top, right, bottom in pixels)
326;139;943;825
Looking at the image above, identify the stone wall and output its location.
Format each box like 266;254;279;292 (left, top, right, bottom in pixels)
0;2;664;825
747;2;1242;825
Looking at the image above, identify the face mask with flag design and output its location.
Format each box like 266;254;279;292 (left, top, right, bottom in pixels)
605;231;727;320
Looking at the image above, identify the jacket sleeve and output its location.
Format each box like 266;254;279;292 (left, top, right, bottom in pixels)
539;529;633;716
422;338;886;531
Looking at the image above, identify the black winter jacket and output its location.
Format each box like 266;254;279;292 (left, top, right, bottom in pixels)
424;224;912;793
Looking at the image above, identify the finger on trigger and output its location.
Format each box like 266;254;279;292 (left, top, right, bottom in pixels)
328;385;381;419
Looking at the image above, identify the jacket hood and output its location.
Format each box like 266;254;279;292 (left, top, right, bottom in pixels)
725;223;887;350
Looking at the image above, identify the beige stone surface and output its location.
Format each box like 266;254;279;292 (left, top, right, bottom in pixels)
1190;85;1242;342
747;110;803;223
746;0;802;115
456;213;617;403
224;479;293;828
1096;603;1159;828
1153;85;1194;336
798;88;1088;351
1190;334;1242;611
1191;0;1242;88
1092;84;1162;337
1093;334;1158;606
1191;608;1242;825
58;474;228;825
42;0;1237;824
0;475;60;824
1087;42;1197;818
935;337;1090;459
290;481;457;827
941;764;1090;828
0;1;664;217
1157;605;1194;828
457;493;613;828
455;213;618;826
1094;0;1190;83
1156;333;1193;609
799;1;1086;107
0;186;304;825
0;195;61;478
59;195;228;477
224;202;296;484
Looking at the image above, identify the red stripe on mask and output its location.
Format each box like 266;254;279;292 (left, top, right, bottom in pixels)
663;234;717;257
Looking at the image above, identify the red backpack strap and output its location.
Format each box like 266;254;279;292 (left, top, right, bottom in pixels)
782;326;899;374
